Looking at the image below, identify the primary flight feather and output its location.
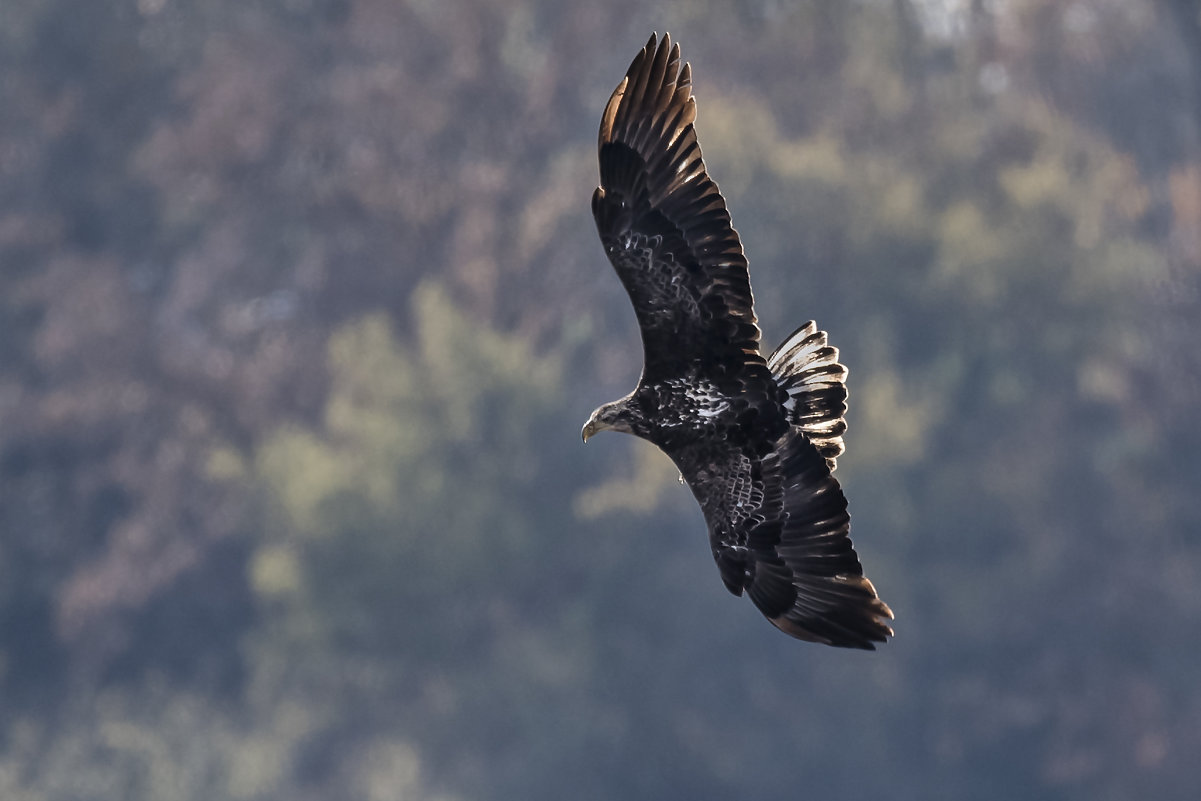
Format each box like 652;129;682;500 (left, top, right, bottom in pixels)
582;33;894;649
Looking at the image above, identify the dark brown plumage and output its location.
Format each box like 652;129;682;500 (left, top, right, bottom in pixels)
581;34;894;648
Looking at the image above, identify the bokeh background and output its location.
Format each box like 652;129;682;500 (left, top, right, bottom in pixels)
2;0;1200;798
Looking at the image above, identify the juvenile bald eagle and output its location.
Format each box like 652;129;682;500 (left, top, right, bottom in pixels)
582;33;894;648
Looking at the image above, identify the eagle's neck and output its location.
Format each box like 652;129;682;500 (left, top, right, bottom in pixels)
609;391;655;440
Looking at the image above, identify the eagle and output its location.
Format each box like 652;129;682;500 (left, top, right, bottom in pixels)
581;33;894;649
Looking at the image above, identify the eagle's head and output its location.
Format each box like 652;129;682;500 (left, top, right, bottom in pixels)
581;397;640;442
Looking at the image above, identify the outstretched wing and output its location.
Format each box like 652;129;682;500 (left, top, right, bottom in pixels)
592;33;766;386
676;431;893;649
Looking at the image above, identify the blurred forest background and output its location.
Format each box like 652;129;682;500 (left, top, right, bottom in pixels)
2;0;1200;798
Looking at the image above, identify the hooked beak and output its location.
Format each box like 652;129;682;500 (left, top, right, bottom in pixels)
581;418;605;443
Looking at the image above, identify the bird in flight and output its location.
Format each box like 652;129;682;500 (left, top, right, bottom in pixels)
582;33;894;648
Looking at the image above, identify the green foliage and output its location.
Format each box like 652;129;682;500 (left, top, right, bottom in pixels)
252;281;564;651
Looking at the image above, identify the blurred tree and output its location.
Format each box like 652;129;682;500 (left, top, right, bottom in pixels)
1;0;1199;799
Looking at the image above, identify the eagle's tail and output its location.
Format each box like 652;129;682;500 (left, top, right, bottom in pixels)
767;322;848;470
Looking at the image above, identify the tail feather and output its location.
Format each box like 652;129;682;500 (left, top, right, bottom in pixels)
767;321;849;470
